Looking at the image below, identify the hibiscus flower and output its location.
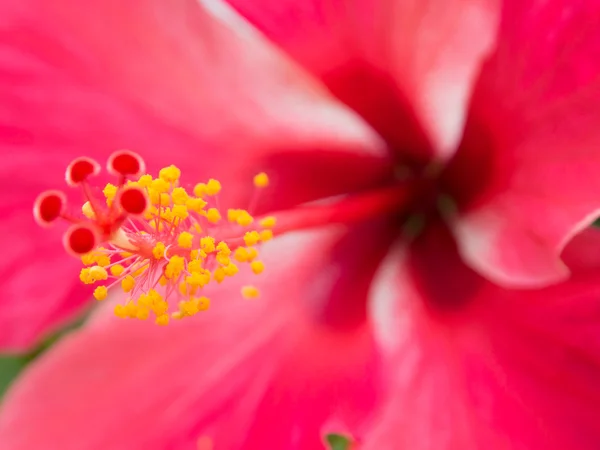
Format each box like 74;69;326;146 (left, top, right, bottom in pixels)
2;0;600;449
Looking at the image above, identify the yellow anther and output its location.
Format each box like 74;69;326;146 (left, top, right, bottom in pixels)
186;197;207;213
172;204;189;220
81;253;95;266
158;276;168;286
82;201;96;219
195;296;210;311
259;229;274;242
259;216;277;228
227;209;240;222
250;261;265;275
103;183;118;206
236;210;254;227
216;241;231;255
177;231;194;248
234;247;249;262
121;275;135;293
205;179;222;196
223;263;240;277
156;314;170;326
137;293;151;308
187;259;203;273
165;255;185;279
206;208;221;224
159;193;171;207
152;242;166;260
246;247;259;261
93;286;108;300
186;271;210;288
241;286;260;299
213;267;226;283
171;187;189;205
79;268;92;284
114;304;127;319
200;237;216;253
253;172;269;188
124;301;138;318
180;299;200;317
244;231;260;246
159;165;181;183
151;178;170;194
138;174;152;187
89;265;108;281
136;308;150;320
223;263;239;277
96;254;111;267
216;254;230;266
179;281;189;296
193;183;208;197
110;264;125;277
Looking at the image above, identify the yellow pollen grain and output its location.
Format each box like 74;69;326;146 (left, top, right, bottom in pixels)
223;263;238;277
205;179;222;196
244;231;260;246
152;242;166;260
259;216;276;228
187;259;203;273
159;193;171;207
194;183;209;198
197;296;210;311
121;275;135;293
250;261;265;274
89;265;108;281
236;210;254;227
82;201;96;219
227;209;240;222
177;231;194;248
156;314;170;326
187;198;207;213
234;247;249;262
213;267;226;283
171;187;189;205
136;308;150;321
165;255;185;279
96;254;111;267
159;165;181;183
206;208;221;224
216;242;231;255
138;174;152;187
103;183;118;206
259;229;274;242
81;253;95;266
110;264;125;277
199;236;215;253
246;247;259;261
151;178;170;194
114;304;127;319
253;172;269;188
93;286;108;301
241;286;260;299
172;204;189;220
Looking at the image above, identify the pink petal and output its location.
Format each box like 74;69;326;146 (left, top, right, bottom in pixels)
450;0;600;287
0;230;383;449
366;226;600;449
0;0;388;350
227;0;501;158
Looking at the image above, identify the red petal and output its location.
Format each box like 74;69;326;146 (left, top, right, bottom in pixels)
0;0;388;349
227;0;501;159
0;231;382;449
364;226;600;449
450;0;600;287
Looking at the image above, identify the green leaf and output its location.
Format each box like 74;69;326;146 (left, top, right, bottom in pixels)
0;355;28;398
326;433;351;450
